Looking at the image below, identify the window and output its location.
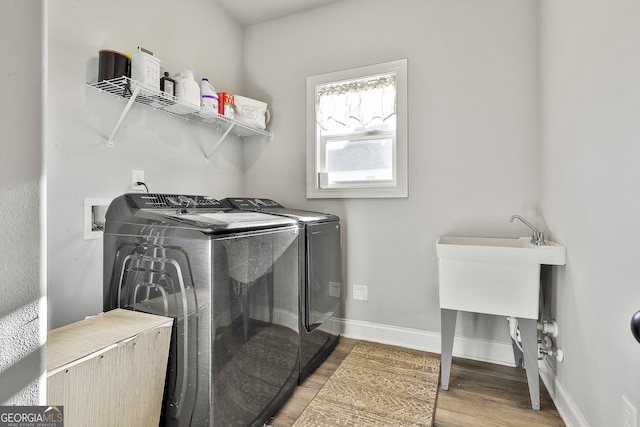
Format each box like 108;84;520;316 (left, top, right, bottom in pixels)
306;59;408;198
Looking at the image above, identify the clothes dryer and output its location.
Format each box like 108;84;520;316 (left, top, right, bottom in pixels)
103;193;300;427
222;197;342;383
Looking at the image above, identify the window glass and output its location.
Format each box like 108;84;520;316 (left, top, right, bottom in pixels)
324;136;393;184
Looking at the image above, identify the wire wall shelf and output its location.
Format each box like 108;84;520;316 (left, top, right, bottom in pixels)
87;77;272;158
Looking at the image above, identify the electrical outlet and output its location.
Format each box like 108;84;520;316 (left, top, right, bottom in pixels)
131;169;145;192
329;281;341;298
353;284;368;301
623;395;638;427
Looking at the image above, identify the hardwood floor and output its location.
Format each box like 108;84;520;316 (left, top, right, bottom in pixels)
269;338;565;427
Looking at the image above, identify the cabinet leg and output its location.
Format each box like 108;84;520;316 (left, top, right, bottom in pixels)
440;309;457;391
519;317;540;410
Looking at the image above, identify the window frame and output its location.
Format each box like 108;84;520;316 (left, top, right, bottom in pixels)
306;59;408;199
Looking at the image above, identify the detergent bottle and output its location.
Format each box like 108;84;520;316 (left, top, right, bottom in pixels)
174;70;200;107
200;78;218;114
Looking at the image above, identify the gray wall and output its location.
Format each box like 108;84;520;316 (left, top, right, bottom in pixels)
0;0;45;405
541;0;640;425
243;0;540;345
244;0;640;424
47;0;247;328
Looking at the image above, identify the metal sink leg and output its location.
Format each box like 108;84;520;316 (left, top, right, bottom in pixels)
519;317;541;410
440;308;457;391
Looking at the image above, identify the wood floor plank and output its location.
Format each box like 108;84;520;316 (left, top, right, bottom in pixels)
450;356;529;384
268;338;565;427
433;405;507;427
447;365;541;403
435;387;564;427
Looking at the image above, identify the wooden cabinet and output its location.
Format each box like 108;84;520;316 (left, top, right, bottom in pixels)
47;309;173;427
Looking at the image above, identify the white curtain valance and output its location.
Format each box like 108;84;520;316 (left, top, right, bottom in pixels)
316;74;396;131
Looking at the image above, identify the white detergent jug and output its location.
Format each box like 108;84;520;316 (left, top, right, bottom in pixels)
174;70;200;107
200;78;218;114
130;47;161;90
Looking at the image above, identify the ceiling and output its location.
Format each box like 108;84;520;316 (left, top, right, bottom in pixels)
215;0;343;27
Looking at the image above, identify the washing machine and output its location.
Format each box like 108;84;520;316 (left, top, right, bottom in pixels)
222;197;342;383
103;193;301;427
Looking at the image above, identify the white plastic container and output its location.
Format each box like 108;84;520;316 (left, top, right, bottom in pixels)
234;95;270;129
130;47;161;90
200;78;218;114
173;70;200;107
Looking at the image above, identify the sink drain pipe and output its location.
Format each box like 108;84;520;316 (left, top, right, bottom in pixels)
538;319;559;337
507;317;564;362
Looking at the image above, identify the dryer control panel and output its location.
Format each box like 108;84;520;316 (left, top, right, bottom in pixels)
126;193;226;210
224;197;283;210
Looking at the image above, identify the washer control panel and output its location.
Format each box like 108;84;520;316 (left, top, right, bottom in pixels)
126;193;225;209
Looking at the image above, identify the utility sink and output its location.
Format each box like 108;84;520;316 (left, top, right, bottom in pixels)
437;234;566;410
436;236;566;319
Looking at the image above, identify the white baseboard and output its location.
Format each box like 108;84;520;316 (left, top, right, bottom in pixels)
339;317;515;366
539;359;589;427
338;317;587;426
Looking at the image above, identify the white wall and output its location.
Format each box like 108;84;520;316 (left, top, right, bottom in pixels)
541;0;640;425
0;0;45;405
47;0;247;328
244;0;540;345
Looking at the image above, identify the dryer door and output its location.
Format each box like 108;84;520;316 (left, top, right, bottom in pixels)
305;222;342;332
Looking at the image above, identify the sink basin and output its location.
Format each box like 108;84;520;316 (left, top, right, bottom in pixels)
436;236;566;319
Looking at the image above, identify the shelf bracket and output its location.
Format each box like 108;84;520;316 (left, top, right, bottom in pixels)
107;85;141;147
205;122;235;159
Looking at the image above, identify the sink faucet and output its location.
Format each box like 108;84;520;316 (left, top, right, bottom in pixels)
509;215;545;246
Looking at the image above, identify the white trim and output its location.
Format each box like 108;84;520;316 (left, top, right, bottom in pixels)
339;317;515;366
539;359;590;427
